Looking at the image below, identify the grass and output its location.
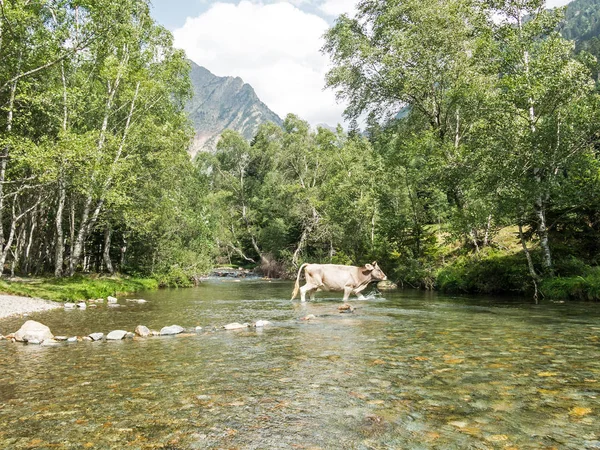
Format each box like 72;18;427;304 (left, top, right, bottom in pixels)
540;268;600;301
0;275;158;302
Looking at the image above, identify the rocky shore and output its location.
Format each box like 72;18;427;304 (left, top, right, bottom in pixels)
0;294;62;319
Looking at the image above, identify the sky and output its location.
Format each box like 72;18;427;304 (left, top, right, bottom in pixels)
150;0;574;128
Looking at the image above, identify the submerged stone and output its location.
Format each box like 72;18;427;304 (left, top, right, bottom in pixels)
135;325;151;337
106;330;128;340
223;322;249;330
88;332;104;341
160;325;184;335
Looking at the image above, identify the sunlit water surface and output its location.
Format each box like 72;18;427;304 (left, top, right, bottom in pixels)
1;280;599;449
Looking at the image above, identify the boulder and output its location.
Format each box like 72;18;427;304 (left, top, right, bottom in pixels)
160;325;184;336
14;320;54;343
106;330;128;340
254;320;272;328
88;332;104;341
135;325;151;337
223;322;249;330
107;296;118;304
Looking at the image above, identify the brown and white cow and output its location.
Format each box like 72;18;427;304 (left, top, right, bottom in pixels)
291;262;387;302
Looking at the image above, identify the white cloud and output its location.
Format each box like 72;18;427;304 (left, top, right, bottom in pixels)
173;1;346;127
318;0;356;17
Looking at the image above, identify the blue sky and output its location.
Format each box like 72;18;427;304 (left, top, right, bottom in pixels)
149;0;574;127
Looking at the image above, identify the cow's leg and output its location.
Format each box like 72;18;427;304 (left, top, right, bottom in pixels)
309;289;316;301
300;283;317;302
354;286;367;300
343;286;353;301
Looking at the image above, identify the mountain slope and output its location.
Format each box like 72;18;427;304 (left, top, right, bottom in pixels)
185;61;282;156
561;0;600;79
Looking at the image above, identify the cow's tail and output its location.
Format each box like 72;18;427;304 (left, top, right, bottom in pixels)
291;263;308;300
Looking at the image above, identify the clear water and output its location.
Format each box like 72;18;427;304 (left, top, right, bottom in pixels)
0;280;599;449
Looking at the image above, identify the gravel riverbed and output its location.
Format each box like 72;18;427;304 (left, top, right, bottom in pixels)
0;294;62;319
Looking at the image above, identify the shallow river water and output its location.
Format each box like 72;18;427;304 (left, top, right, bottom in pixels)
0;280;599;449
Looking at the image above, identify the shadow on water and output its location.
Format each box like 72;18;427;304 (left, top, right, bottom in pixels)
1;280;599;449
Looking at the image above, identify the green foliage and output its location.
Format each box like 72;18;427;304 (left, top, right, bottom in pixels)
436;250;531;294
541;268;600;301
0;276;157;302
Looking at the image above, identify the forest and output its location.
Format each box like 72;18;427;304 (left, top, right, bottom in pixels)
1;0;600;300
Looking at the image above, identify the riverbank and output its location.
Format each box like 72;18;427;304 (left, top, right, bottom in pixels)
0;275;158;303
0;294;62;319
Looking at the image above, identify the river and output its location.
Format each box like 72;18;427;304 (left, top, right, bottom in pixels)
0;280;599;449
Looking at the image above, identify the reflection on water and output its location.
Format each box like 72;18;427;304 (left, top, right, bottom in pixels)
1;281;599;449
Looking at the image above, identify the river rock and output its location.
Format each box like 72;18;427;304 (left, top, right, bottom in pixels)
151;330;160;336
126;332;135;338
54;336;68;341
160;325;184;335
94;298;104;303
107;303;120;308
88;332;104;341
27;339;41;345
77;302;87;310
106;330;128;340
64;303;76;309
195;326;203;332
67;337;78;343
338;303;355;313
135;325;151;337
82;336;92;341
254;320;272;327
0;335;4;340
136;299;147;304
300;314;316;321
377;280;398;290
107;296;118;303
41;339;60;347
223;322;249;330
14;320;54;343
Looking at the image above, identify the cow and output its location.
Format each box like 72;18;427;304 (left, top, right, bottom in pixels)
291;262;387;302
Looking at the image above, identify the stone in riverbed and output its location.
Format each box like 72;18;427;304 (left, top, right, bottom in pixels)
338;303;355;313
27;339;41;345
67;337;78;343
64;303;76;309
195;326;203;332
160;325;184;336
136;299;147;304
77;302;87;310
14;320;54;343
88;332;104;341
125;332;135;338
107;296;118;303
41;339;60;347
135;325;151;337
254;320;272;327
106;330;128;340
223;322;249;330
55;336;68;341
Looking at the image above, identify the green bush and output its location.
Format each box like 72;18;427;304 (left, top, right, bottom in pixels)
541;268;600;301
436;250;530;294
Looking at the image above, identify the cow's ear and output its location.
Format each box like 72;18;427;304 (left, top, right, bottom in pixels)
371;261;378;266
365;264;374;271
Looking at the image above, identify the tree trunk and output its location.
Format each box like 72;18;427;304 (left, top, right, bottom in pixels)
534;196;553;274
518;222;540;304
103;226;114;274
54;177;66;276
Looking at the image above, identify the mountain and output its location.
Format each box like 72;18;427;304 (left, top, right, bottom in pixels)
185;61;282;157
561;0;600;79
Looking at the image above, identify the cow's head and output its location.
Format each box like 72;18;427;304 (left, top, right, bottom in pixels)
364;261;387;281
